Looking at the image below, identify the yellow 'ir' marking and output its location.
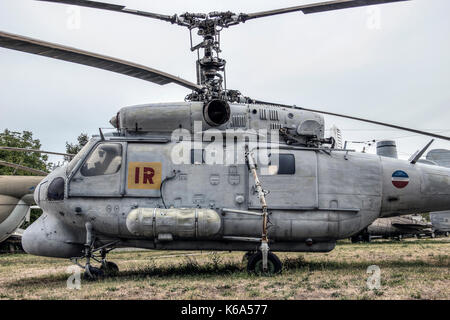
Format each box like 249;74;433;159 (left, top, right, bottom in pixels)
127;162;162;190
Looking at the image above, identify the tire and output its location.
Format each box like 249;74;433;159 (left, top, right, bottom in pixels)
445;232;449;237
431;233;436;239
101;261;119;276
247;251;282;275
83;265;104;281
242;251;255;263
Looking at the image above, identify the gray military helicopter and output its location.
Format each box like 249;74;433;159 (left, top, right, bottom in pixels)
1;0;450;278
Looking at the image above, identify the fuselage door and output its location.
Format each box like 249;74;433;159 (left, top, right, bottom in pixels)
68;142;124;197
248;149;318;210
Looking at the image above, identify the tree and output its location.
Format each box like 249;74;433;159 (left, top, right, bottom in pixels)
65;133;89;161
0;129;51;175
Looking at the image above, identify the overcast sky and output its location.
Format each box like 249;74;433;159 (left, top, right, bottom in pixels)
0;0;449;164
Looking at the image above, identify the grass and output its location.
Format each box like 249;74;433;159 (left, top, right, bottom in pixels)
0;238;448;300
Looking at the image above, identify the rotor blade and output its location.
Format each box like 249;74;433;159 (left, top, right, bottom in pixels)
36;0;176;23
0;146;73;157
252;100;450;142
0;31;203;92
0;161;48;176
240;0;409;21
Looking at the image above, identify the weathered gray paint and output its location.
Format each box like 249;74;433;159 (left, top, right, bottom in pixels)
21;103;450;259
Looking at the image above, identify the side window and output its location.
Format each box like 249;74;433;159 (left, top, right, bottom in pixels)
268;153;295;175
80;143;122;177
278;154;295;174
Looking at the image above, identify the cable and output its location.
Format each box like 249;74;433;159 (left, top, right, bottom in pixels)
160;170;179;209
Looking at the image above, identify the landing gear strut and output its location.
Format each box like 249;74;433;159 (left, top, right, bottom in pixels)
245;146;282;275
100;248;119;276
71;222;120;280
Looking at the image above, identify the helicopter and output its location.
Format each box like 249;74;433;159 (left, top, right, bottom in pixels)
1;0;450;278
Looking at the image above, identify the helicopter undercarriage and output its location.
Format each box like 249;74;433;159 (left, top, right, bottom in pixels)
72;235;336;279
70;203;338;279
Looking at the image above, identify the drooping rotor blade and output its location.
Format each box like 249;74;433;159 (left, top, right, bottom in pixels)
240;0;409;22
0;146;73;157
0;31;203;92
252;100;450;142
36;0;176;23
0;161;48;176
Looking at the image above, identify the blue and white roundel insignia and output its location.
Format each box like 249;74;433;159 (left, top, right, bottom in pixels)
392;170;409;189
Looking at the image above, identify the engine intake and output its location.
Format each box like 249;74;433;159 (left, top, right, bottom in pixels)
203;99;230;126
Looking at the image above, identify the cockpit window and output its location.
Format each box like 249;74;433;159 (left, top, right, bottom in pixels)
80;143;122;177
47;177;65;201
66;139;97;176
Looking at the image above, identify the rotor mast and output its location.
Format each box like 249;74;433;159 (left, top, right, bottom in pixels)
178;12;238;102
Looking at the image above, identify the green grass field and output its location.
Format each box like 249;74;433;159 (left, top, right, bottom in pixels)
0;238;448;300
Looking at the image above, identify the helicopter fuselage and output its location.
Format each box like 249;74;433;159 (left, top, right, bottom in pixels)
21;103;450;258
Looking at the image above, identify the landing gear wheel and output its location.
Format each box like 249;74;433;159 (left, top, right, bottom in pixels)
431;232;436;239
247;251;282;275
83;265;104;281
101;261;119;276
397;235;403;241
445;232;449;237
